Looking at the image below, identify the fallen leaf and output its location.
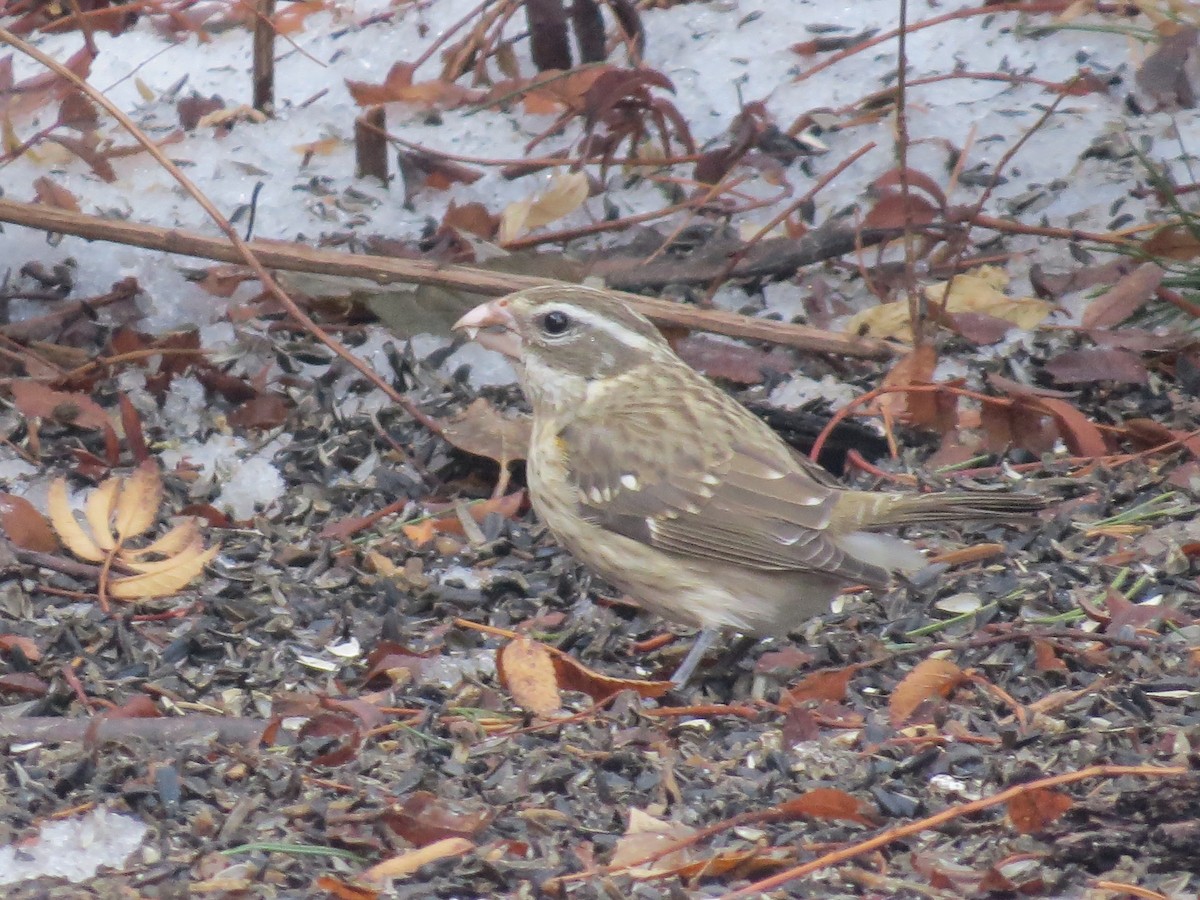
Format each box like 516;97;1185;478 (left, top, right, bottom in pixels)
441;398;531;465
783;668;852;705
1007;787;1072;834
382;792;493;846
847;266;1053;342
0;493;59;552
496;636;562;716
776;787;876;825
889;658;966;726
1080;262;1164;328
499;171;590;242
361;838;474;883
1043;348;1148;385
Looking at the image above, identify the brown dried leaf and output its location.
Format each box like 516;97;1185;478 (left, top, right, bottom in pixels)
441;398;531;465
1043;348;1149;385
496;636;562;716
11;381;111;431
1007;787;1073;834
442;201;499;240
1080;262;1164;329
1032;640;1068;672
0;492;59;552
383;791;493;846
1141;224;1200;261
610;809;695;876
889;658;965;726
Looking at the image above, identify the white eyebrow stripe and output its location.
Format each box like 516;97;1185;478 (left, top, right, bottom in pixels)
546;304;661;353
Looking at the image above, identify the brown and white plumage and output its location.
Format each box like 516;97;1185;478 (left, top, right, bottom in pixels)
454;285;1045;683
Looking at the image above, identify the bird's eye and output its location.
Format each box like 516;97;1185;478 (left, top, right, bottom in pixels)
540;310;572;336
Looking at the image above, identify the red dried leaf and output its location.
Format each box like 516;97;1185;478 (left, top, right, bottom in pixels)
1007;786;1072;834
890;658;965;726
443;201;499;240
33;176;81;212
673;335;793;385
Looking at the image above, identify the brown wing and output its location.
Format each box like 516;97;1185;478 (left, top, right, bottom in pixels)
557;388;891;586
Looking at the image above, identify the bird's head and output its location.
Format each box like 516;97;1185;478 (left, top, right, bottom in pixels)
453;285;675;412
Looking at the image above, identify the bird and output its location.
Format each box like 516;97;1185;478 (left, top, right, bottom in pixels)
453;284;1046;686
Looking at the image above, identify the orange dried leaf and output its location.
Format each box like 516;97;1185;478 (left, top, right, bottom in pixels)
496;636;561;716
1032;639;1068;672
361;838;475;883
1007;787;1073;834
0;634;42;662
776;787;875;825
784;668;851;705
890;658;965;726
550;651;673;703
0;492;59;552
47;478;105;562
402;519;437;547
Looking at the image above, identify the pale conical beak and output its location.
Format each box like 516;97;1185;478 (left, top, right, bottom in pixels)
452;298;523;359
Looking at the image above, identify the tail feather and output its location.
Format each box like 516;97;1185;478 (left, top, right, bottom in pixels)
838;490;1047;530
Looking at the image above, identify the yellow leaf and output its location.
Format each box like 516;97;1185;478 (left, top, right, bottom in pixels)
845;266;1054;341
134;77;155;102
498;171;589;242
124;518;199;558
109;542;218;600
112;461;162;542
84;476;120;552
47;478;105;562
120;537;208;574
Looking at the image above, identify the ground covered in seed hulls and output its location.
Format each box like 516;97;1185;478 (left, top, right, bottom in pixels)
2;0;1200;895
0;319;1197;897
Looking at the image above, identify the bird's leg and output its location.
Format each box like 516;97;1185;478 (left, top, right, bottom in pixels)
670;627;719;687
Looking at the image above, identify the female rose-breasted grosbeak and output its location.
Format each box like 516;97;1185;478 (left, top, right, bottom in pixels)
454;285;1045;684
